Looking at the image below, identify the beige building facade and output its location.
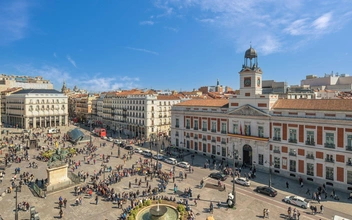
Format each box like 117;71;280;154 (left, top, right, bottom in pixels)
2;89;68;129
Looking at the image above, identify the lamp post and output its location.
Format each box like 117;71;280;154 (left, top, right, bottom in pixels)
231;143;236;206
266;161;272;188
15;185;19;220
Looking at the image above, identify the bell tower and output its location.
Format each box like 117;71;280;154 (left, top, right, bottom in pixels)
239;46;263;96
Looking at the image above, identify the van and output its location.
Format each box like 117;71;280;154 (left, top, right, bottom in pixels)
48;128;58;134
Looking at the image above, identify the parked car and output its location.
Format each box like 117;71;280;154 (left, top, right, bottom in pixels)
254;186;277;197
142;150;152;157
283;196;310;209
209;172;227;181
101;136;108;140
177;161;190;169
125;146;133;151
134;148;143;153
233;177;250;186
152;154;164;160
107;137;114;142
164;157;178;165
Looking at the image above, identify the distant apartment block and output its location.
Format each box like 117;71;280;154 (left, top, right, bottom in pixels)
301;72;352;92
0;74;53;91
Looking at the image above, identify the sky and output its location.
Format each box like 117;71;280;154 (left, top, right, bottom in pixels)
0;0;352;92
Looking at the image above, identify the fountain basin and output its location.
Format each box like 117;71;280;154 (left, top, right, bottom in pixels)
136;204;179;220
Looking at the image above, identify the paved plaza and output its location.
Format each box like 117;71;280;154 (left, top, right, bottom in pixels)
0;125;351;220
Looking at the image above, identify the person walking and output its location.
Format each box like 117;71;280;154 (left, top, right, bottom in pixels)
95;196;99;205
63;198;67;208
286;181;289;189
320;205;324;214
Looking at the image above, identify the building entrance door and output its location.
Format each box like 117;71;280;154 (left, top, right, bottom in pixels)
243;144;252;166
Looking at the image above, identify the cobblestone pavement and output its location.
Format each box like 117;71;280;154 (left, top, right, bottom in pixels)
0;124;351;220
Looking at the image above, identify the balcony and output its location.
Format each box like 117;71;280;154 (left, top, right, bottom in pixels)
175;133;179;137
202;138;207;141
273;149;280;154
202;128;207;131
194;136;198;140
289;168;296;172
346;161;352;166
227;133;269;142
211;129;216;133
288;138;297;143
289;152;297;156
346;145;352;151
221;141;226;144
186;135;190;138
324;143;335;149
186;126;190;129
274;164;280;169
221;130;227;134
194;127;199;131
273;136;281;141
211;139;216;143
325;158;335;163
306;155;315;160
305;140;315;146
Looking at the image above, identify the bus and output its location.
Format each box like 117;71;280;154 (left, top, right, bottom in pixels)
93;128;106;138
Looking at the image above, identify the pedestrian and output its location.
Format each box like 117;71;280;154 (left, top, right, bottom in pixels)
63;198;67;208
286;181;289;189
320;205;324;214
263;208;266;218
194;199;197;207
266;209;269;218
95;196;99;205
297;210;300;220
185;173;187;179
306;188;311;195
59;208;63;218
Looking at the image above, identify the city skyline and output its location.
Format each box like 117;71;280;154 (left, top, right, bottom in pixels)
0;0;352;92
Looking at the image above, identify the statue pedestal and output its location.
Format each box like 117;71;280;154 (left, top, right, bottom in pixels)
46;164;71;192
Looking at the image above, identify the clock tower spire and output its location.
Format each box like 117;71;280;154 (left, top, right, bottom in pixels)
239;46;263;96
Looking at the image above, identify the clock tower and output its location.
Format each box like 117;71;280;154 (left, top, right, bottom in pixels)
239;46;263;96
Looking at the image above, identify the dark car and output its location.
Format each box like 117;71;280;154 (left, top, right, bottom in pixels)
125;146;133;151
209;172;227;181
255;186;277;197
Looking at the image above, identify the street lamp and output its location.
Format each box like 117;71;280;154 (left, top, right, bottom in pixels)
231;143;236;206
266;160;272;187
14;184;19;220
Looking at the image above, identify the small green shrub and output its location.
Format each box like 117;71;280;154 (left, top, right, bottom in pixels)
158;199;162;204
146;200;151;206
177;204;186;212
138;204;143;209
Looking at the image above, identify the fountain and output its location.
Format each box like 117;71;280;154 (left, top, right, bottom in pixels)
136;202;178;220
149;202;167;220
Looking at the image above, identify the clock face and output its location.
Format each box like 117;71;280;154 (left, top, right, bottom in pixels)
257;77;261;87
244;78;251;87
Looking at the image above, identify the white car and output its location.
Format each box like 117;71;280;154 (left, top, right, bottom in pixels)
177;161;190;169
101;136;108;140
142;150;152;157
234;177;250;186
152;154;164;160
114;139;122;144
283;196;310;209
164;157;177;165
107;137;114;142
134;148;143;153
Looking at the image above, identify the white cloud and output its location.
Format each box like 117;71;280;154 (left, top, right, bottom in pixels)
152;0;352;54
140;20;154;25
0;0;30;44
13;64;140;92
125;47;159;55
66;55;77;68
313;12;332;30
164;26;179;32
53;52;57;58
